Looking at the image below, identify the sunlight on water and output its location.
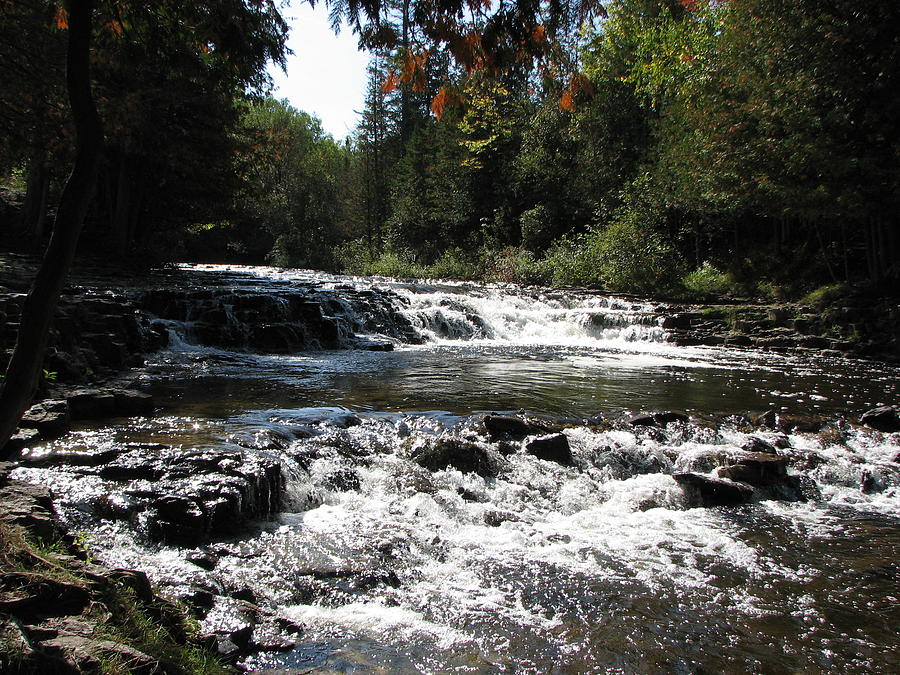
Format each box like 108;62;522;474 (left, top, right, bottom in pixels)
13;264;900;673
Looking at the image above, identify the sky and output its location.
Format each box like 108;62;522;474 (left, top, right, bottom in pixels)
267;3;372;140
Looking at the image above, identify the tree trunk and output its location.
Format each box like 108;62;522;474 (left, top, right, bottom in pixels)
0;0;103;457
113;155;131;255
22;154;50;239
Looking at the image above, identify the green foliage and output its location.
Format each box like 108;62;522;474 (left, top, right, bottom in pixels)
682;262;735;297
803;283;851;309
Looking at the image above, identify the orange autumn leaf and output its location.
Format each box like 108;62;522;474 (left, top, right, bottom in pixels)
382;71;400;94
531;25;546;45
108;19;124;36
559;90;575;112
54;6;68;29
431;88;449;120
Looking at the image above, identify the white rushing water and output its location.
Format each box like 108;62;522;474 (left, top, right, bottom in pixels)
13;264;900;672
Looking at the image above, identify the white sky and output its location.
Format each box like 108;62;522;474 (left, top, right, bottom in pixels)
268;2;372;140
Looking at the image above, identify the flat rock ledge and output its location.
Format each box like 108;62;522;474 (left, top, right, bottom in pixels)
0;471;216;674
18;444;284;546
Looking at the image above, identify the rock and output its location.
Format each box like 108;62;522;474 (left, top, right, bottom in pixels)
84;447;284;544
19;400;70;440
740;436;777;454
524;433;573;465
186;551;218;571
104;569;154;603
661;313;698;329
411;437;506;478
629;411;689;428
0;573;91;616
715;453;788;486
674;473;754;507
482;414;553;441
0;480;60;542
41;635;159;674
859;406;900;432
755;411;822;433
67;388;116;419
113;390;154;417
5;428;41;454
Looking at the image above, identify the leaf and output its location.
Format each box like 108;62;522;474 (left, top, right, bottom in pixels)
559;90;575;112
382;71;399;94
54;6;68;30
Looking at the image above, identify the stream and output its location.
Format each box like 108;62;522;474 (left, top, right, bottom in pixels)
13;264;900;673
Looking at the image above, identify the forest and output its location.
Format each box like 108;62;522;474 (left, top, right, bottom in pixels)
2;0;898;300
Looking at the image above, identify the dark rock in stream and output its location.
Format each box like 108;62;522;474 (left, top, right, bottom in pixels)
482;414;556;441
629;411;689;428
715;453;788;486
53;446;287;545
859;406;900;432
18;399;70;440
674;473;754;507
411;437;506;478
525;433;573;465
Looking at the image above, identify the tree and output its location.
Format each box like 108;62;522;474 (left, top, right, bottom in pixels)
0;0;103;456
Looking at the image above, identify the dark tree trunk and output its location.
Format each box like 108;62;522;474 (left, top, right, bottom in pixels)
0;0;103;457
22;154;50;239
113;155;131;255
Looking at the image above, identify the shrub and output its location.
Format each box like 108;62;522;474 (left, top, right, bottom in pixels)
682;261;735;296
590;216;683;294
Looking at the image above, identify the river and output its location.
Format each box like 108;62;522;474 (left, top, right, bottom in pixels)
13;264;900;672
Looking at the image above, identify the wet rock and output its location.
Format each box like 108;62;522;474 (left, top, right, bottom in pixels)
755;411;822;433
482;414;554;441
524;433;573;465
629;411;689;428
19;400;70;440
5;428;41;454
80;447;284;544
113;389;154;417
716;453;788;486
0;480;60;542
230;587;257;604
186;551;218;571
320;467;361;492
674;473;754;507
230;427;295;451
66;388;117;419
411;437;506;478
859;406;900;432
740;436;777;454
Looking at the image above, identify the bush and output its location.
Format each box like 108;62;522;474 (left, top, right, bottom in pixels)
590;216;683;294
682;261;735;296
803;283;851;308
428;247;480;280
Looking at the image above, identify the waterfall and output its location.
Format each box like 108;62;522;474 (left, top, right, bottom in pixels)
136;265;668;352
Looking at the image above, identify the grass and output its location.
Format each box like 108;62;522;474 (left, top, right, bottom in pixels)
0;521;230;674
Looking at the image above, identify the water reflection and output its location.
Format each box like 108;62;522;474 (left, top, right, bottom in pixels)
145;343;898;420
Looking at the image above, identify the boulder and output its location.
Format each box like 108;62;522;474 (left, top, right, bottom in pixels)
629;411;689;428
67;388;117;419
859;406;900;433
524;433;573;466
740;436;777;454
673;472;754;507
715;453;788;486
113;390;154;417
19;400;70;440
411;437;506;478
482;414;553;441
